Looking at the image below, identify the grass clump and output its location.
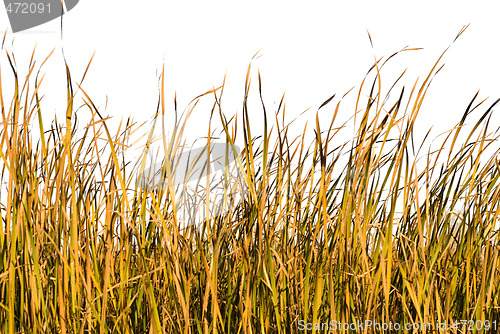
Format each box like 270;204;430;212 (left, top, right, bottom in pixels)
1;27;500;333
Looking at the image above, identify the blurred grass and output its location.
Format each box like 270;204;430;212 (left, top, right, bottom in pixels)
1;26;500;333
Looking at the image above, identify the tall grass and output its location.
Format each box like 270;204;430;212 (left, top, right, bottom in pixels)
1;27;500;333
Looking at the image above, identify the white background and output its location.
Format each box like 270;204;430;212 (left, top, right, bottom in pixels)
0;0;499;160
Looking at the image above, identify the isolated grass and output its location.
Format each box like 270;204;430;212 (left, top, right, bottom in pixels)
1;27;500;333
